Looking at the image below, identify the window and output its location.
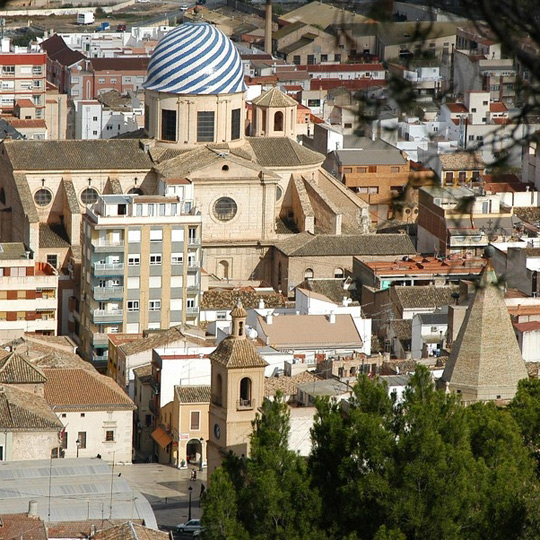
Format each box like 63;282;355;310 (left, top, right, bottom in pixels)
343;167;353;174
61;431;68;449
81;187;99;205
274;111;284;131
307;55;315;65
293;55;301;65
188;227;197;243
128;255;140;266
149;276;161;288
171;253;183;264
47;254;58;268
213;197;237;221
190;411;200;430
483;100;488;106
231;108;241;140
172;229;184;242
77;432;87;449
127;300;139;312
334;54;341;62
304;268;314;279
149;300;161;311
128;230;141;243
32;66;42;75
34;188;52;206
197;111;215;142
357;167;367;173
161;109;177;141
2;66;14;74
149;254;162;265
307;99;321;108
127;277;140;289
321;54;328;62
105;430;115;442
150;229;163;242
391;167;400;173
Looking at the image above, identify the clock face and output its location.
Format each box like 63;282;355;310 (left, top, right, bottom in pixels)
214;423;221;440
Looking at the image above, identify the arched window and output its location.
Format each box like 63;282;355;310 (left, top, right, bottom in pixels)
215;373;223;406
304;268;314;279
128;187;144;195
238;321;244;336
239;377;252;408
81;187;99;205
274;111;284;131
218;260;229;279
334;267;344;279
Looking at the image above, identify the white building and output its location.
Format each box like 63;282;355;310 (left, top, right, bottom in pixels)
514;321;540;362
411;311;448;359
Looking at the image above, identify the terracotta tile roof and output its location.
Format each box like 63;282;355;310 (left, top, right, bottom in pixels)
46;521;137;539
394;285;459;310
41;34;85;67
119;325;209;356
490;102;507;112
43;368;135;411
277;232;415;257
0;513;47;540
246;137;324;168
39;222;70;249
446;102;469;113
16;99;35;108
388;318;412;340
90;57;149;72
514;321;540;332
265;371;320;397
4;140;153;171
299;280;360;303
13;172;38;222
201;288;285;309
439;151;485;170
258;313;363;349
133;364;152;383
251;86;298;107
209;337;268;368
0;352;47;384
9;119;47;129
0;384;63;431
93;522;167;540
175;385;211;403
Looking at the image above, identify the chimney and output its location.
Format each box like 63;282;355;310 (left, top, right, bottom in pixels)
327;311;336;324
265;0;272;55
258;298;265;309
265;313;273;324
342;296;348;306
28;500;38;517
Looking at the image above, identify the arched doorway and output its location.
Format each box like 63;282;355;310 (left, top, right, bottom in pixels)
218;260;229;280
186;438;204;466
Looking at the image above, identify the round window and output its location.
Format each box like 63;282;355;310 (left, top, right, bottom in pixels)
81;187;99;205
276;185;283;201
213;197;237;222
34;188;53;207
128;188;144;195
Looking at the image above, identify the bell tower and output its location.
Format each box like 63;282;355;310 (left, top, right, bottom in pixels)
207;299;268;475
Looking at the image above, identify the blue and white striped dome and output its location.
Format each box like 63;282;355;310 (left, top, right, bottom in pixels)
144;22;246;95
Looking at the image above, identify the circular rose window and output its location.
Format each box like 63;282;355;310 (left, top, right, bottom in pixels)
34;188;53;206
213;197;237;222
81;187;99;205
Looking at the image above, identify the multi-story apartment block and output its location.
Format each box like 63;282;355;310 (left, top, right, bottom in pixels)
80;193;202;369
0;52;47;117
0;243;58;339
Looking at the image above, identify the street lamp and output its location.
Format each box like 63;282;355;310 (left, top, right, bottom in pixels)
76;438;81;458
188;486;193;521
199;437;204;471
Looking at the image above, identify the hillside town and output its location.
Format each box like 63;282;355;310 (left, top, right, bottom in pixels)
1;0;540;536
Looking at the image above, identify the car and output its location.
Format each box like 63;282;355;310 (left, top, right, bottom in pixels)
180;5;189;10
116;24;127;31
176;519;202;534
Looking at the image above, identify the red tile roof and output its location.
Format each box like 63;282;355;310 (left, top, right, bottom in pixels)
514;321;540;332
490;102;507;112
446;103;469;113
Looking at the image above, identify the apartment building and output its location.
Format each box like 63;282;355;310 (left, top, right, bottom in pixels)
79;193;202;369
0;52;47;117
0;243;58;339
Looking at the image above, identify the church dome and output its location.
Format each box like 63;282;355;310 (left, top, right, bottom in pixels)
144;22;246;95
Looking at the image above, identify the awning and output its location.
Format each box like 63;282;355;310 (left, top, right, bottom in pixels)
151;426;173;449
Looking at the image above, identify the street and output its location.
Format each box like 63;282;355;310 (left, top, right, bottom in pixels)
117;463;206;534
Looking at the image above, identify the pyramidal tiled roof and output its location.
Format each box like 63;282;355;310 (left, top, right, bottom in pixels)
175;385;211;403
441;266;528;402
210;337;268;369
0;352;47;384
0;385;63;431
252;87;298;108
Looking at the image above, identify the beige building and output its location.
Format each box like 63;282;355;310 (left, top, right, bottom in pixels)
80;194;202;367
207;301;267;474
0;352;63;461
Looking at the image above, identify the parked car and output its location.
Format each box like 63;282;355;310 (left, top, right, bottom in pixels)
176;519;202;534
180;4;189;10
116;24;127;31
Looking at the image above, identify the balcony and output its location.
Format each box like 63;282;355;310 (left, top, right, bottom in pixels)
93;332;110;346
186;306;199;315
237;398;255;410
93;240;125;253
92;308;123;324
93;262;124;276
93;285;124;300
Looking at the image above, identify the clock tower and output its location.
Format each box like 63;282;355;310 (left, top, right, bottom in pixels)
207;299;268;475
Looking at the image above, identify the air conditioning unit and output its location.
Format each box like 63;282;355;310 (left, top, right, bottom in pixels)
42;315;48;320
